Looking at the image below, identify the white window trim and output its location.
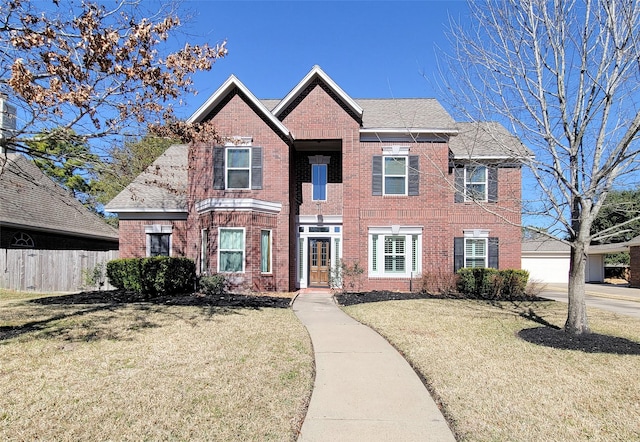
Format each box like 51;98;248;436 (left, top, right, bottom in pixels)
260;229;273;274
464;165;488;202
368;226;422;278
218;227;246;273
225;147;251;190
464;237;488;268
382;156;408;196
145;225;172;257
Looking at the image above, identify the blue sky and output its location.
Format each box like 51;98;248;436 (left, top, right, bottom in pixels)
173;1;469;119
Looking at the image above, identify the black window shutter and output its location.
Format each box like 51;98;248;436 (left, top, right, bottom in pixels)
213;147;225;190
488;237;499;268
372;156;382;196
251;147;263;190
454;167;464;203
454;237;464;273
488;166;498;203
408;155;419;196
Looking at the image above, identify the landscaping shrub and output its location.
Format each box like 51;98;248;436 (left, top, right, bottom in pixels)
456;268;530;300
419;270;459;296
199;274;229;296
106;257;195;296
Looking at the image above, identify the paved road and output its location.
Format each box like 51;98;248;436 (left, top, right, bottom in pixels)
540;283;640;319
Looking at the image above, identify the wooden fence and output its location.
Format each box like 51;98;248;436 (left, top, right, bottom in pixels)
0;249;119;292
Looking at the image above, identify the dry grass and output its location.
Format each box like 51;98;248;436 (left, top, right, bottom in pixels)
0;290;313;441
343;299;640;441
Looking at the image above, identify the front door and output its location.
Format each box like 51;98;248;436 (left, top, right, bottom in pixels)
309;238;330;287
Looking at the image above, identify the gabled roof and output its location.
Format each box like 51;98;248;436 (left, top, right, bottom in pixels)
187;75;291;141
105;144;188;213
449;122;532;160
0;153;118;241
522;237;570;253
272;65;363;120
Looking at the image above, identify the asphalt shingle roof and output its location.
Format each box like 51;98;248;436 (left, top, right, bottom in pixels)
0;153;118;240
105;144;188;212
449;122;532;159
356;98;457;131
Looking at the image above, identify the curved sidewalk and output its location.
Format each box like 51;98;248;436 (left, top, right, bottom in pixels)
293;291;456;442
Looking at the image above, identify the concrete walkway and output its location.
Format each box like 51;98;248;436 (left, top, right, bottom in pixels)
292;290;456;442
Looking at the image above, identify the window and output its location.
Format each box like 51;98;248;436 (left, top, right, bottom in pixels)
384;236;406;272
214;146;262;190
465;166;487;201
200;229;209;274
372;154;419;196
11;232;34;248
226;148;251;189
261;230;272;273
465;238;487;268
219;228;245;272
369;227;422;277
145;225;172;257
384;156;407;195
312;164;327;201
149;234;170;256
453;234;498;272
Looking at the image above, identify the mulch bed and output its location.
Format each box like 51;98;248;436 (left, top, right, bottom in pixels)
31;290;293;309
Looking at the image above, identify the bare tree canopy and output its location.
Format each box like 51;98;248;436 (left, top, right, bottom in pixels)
442;0;640;334
0;0;226;152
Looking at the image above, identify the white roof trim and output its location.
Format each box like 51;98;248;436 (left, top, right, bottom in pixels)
272;65;363;118
187;75;291;140
196;198;283;214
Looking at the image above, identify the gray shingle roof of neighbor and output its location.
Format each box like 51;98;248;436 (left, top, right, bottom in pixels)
521;237;570;252
450;122;533;159
0;153;119;241
105;144;188;212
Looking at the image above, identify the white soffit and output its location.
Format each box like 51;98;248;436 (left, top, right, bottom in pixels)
272;65;364;119
187;75;291;140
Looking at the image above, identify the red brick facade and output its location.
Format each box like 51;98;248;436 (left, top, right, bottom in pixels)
115;67;524;292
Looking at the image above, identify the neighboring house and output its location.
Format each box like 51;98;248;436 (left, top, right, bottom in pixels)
0;152;118;250
1;151;119;292
627;236;640;287
522;237;627;284
106;65;529;292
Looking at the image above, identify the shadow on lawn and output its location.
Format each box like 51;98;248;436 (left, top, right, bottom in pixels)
518;327;640;355
0;290;291;342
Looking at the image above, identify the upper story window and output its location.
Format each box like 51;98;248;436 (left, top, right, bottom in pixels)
465;166;487;201
372;147;419;197
454;164;497;203
312;164;327;201
213;142;262;191
384;157;407;195
227;148;251;189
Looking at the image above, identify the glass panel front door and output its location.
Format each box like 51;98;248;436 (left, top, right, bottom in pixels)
309;238;330;286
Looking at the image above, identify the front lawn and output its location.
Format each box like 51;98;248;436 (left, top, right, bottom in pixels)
0;290;313;441
343;298;640;441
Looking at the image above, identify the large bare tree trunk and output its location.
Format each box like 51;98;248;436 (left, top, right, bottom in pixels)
566;241;590;334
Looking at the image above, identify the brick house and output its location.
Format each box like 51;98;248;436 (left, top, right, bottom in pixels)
106;66;529;292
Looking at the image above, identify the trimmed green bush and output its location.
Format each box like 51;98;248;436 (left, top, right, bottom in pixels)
199;274;229;296
106;257;195;296
456;268;530;300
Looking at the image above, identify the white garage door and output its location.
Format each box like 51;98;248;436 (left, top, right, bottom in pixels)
522;256;570;283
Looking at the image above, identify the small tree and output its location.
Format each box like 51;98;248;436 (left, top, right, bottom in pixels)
443;0;640;335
